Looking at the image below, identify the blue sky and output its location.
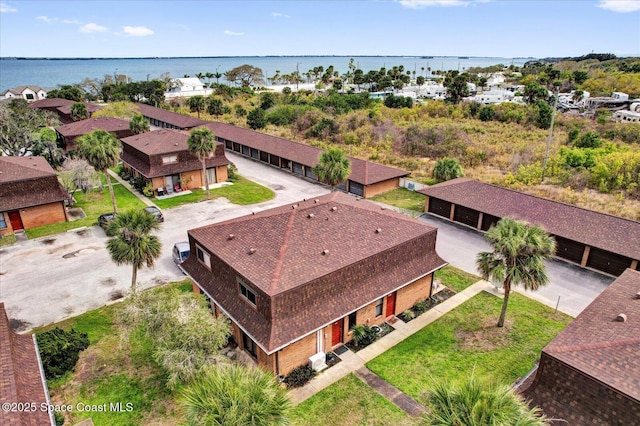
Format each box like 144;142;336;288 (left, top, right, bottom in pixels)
1;1;639;58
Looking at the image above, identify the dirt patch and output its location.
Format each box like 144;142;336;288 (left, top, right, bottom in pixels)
9;318;32;332
109;290;125;301
455;319;514;351
67;208;86;221
101;278;116;287
41;238;56;245
269;184;285;191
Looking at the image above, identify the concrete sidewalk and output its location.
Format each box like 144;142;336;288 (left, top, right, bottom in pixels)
288;280;499;405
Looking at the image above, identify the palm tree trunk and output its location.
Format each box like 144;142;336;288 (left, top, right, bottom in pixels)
131;264;138;294
202;158;210;196
497;279;511;327
105;169;118;213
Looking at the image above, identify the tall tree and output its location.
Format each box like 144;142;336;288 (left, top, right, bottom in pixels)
106;210;162;294
443;72;470;104
188;95;205;119
76;129;121;213
426;374;549;425
32;127;65;168
476;218;556;327
187;127;216;196
224;64;265;87
129;113;150;134
70;102;89;121
207;98;226;119
246;107;267;130
180;364;291;426
312;147;351;190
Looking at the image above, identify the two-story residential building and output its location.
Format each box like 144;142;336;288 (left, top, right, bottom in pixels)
55;117;133;153
120;129;230;195
182;192;447;376
0;156;70;236
1;85;49;102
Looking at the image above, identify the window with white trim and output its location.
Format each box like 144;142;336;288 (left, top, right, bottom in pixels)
162;155;178;164
196;244;210;269
375;298;383;317
238;278;256;307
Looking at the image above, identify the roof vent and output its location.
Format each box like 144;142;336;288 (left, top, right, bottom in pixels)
380;207;386;210
228;234;235;240
322;249;329;256
308;213;315;219
248;248;256;255
330;206;338;212
636;292;640;299
292;205;296;209
375;228;382;234
616;313;627;322
314;199;319;203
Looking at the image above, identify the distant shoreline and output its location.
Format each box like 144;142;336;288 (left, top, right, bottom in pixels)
0;55;536;61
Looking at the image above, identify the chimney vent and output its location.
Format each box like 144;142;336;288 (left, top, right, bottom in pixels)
248;248;256;255
322;249;329;256
616;313;627;322
375;228;382;234
292;205;296;209
308;213;315;219
228;234;235;240
330;206;338;212
314;199;319;203
635;292;640;299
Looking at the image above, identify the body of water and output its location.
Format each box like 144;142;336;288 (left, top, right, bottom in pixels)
0;56;533;92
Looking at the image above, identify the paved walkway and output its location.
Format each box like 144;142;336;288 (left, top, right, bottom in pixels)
354;367;427;417
288;280;500;405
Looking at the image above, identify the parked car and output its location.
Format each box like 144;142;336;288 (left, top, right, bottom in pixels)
173;242;190;273
144;206;164;222
98;212;117;235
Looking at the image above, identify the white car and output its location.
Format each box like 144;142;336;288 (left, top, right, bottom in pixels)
172;242;190;271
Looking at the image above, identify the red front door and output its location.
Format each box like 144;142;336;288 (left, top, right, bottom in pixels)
8;211;23;231
386;292;396;317
331;319;343;346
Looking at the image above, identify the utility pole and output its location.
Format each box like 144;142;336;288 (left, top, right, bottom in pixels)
542;87;559;181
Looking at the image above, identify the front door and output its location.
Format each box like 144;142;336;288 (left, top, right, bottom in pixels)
331;319;343;346
386;292;396;317
8;210;23;231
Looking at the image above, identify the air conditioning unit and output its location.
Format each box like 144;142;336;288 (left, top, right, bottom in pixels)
309;352;327;372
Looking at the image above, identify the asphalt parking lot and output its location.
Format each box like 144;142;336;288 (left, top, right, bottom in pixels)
0;153;329;331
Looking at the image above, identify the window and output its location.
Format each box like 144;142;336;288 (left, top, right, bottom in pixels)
0;214;6;229
242;331;257;359
238;279;257;307
375;299;383;317
162;155;178;164
348;312;357;330
196;245;210;268
25;93;35;100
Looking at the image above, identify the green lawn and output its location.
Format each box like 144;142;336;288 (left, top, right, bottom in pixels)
366;292;571;400
370;188;426;212
290;374;417;426
25;184;146;239
435;265;481;292
154;176;274;209
0;234;17;247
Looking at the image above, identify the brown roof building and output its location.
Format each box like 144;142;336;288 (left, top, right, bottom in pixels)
120;129;230;196
0;156;69;236
55;117;133;152
203;121;410;198
419;178;640;276
0;303;54;426
182;192;447;375
135;103;209;130
520;268;640;424
30;98;103;124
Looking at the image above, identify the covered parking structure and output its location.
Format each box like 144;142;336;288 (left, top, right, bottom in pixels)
203;122;409;198
419;178;640;276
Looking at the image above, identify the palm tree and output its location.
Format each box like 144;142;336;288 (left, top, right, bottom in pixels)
188;95;205;119
426;374;549;425
129;113;150;134
180;364;291;426
476;218;556;327
106;210;162;294
70;102;88;121
433;158;464;182
187;127;216;196
76;129;121;213
312;147;351;190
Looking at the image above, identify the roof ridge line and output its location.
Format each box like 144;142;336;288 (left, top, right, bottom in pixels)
269;208;297;294
548;336;640;354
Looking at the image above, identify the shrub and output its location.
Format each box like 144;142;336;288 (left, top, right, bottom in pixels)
227;163;239;182
37;327;89;379
247;107;267;129
433;158;464;181
352;325;378;347
478;105;496;122
142;183;154;197
283;364;316;389
402;309;416;320
575;131;603;149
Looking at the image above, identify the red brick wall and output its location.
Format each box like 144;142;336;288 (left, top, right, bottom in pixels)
363;178;400;198
277;332;318;376
396;274;432;314
19;202;67;230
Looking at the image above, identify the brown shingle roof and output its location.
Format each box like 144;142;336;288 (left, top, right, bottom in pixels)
419;178;640;261
28;98;74;109
120;129;230;178
203;122;409;185
0;303;53;426
55;117;131;137
56;102;103;115
183;192;447;352
0;157;70;211
544;268;640;400
135;103;209;129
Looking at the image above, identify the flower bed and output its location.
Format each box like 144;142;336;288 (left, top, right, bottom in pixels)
345;322;394;352
397;288;456;323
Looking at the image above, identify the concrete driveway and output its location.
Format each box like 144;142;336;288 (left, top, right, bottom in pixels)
0;154;329;331
420;213;615;317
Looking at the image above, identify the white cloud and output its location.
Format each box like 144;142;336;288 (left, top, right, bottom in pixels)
395;0;470;8
36;15;57;23
62;19;81;25
122;26;154;36
79;23;108;33
224;30;244;36
597;0;640;12
1;2;17;13
272;12;291;18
